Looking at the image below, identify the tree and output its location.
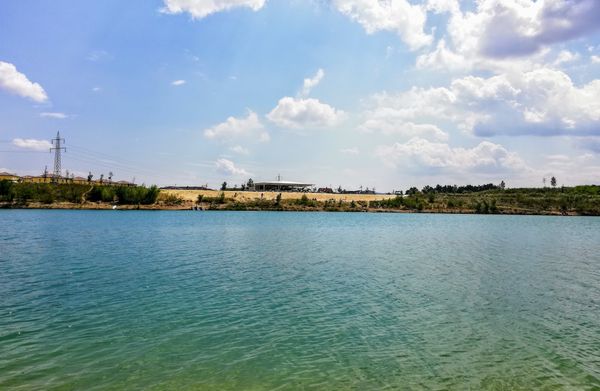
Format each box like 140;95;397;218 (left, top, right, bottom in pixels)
87;172;93;183
275;193;282;206
299;194;309;206
551;176;557;188
221;181;227;191
246;178;254;189
100;174;104;184
422;185;434;193
500;180;506;190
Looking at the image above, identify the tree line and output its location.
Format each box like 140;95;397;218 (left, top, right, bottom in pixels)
0;181;159;205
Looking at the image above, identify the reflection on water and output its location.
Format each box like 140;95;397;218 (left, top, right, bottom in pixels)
1;211;599;389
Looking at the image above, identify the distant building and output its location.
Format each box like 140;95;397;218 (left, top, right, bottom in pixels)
253;180;313;192
317;187;333;193
161;185;211;190
0;172;19;182
72;176;88;185
20;175;52;184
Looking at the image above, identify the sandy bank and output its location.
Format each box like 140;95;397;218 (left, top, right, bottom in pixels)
162;189;397;203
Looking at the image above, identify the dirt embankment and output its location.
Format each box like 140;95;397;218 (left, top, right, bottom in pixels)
162;189;396;203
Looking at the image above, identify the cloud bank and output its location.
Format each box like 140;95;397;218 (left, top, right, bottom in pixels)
13;138;52;151
162;0;266;19
0;61;48;102
204;110;269;142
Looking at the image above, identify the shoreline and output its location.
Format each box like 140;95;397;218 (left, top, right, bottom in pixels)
2;188;599;216
0;201;583;216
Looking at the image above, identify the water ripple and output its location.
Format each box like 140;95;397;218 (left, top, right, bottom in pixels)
0;211;599;390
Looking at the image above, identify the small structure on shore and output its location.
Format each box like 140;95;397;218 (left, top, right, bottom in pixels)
0;172;19;182
252;176;313;192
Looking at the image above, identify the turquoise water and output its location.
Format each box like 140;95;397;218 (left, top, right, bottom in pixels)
1;211;599;390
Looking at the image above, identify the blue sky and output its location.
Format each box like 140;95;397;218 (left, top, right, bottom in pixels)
1;0;600;191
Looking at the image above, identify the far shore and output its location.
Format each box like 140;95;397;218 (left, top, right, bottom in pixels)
2;183;599;215
0;188;584;216
164;189;398;203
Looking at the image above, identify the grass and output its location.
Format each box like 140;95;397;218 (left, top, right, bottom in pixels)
163;187;600;215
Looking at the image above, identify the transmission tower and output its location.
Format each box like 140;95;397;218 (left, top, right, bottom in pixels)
50;131;66;182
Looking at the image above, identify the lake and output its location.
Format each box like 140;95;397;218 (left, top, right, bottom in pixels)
1;210;599;390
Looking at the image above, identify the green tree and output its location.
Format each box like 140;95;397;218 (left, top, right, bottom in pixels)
0;180;14;201
299;194;309;206
551;176;557;188
221;182;227;191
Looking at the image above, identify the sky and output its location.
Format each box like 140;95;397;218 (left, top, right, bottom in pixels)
1;0;599;191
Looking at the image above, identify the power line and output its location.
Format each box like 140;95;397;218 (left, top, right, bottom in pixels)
67;150;159;176
0;150;47;153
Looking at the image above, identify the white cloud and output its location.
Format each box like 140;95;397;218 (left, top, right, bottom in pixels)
368;69;600;137
418;0;600;72
340;147;360;155
40;112;68;119
592;55;600;64
162;0;266;19
376;138;527;173
12;138;52;152
416;39;470;72
426;0;460;14
553;50;580;66
215;158;251;176
204;110;270;142
92;87;102;92
359;101;449;141
171;79;186;86
300;68;324;97
267;97;345;129
474;0;600;59
0;61;48;102
333;0;432;50
230;145;250;155
87;50;112;62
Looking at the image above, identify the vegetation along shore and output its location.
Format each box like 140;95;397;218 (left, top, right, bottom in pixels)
1;180;599;215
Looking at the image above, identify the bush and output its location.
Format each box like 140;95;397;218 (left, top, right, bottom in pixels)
162;194;183;205
0;180;14;202
114;185;159;205
296;194;317;207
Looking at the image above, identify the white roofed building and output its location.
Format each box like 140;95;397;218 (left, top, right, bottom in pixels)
252;177;313;192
